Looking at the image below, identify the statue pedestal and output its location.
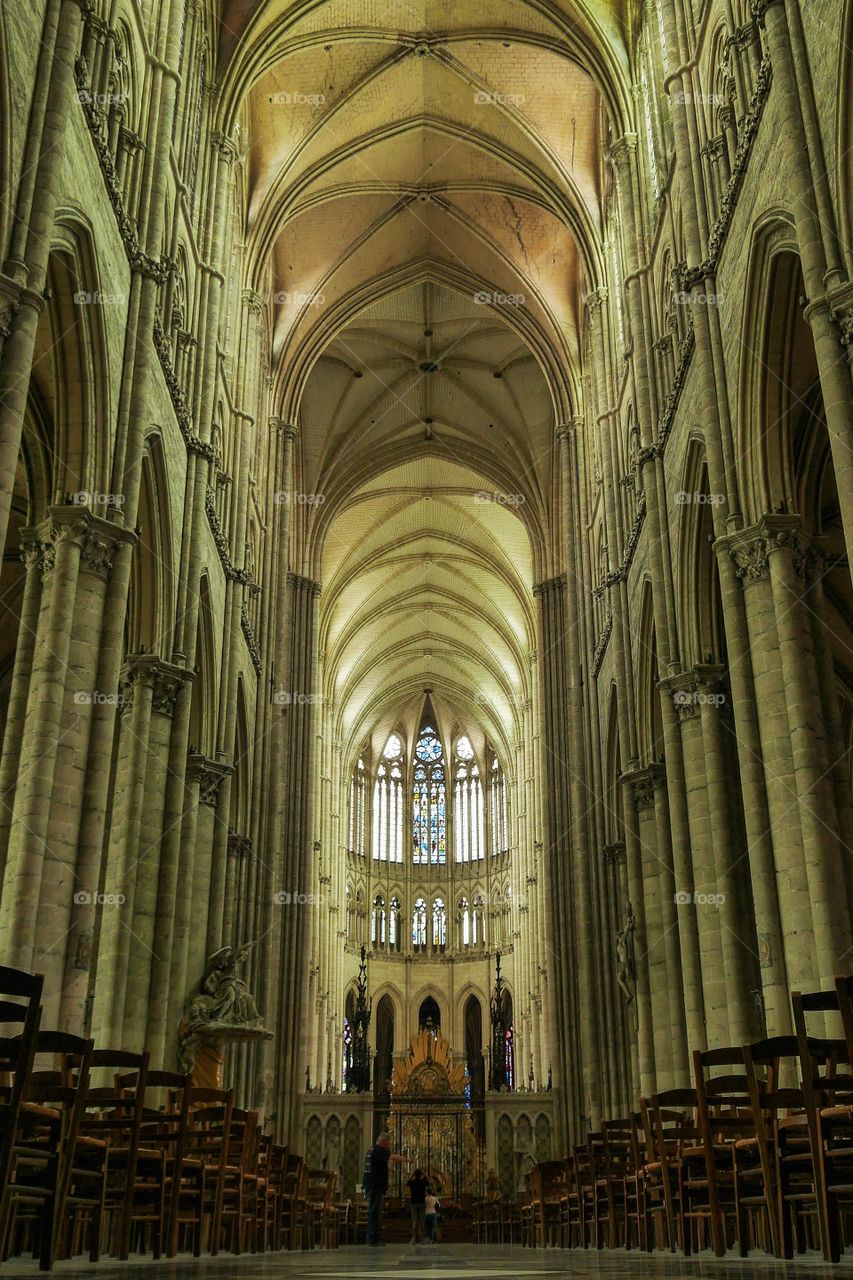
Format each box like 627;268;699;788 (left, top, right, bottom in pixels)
178;1021;273;1086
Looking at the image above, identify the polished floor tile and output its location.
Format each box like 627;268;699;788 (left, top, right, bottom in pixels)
4;1246;853;1279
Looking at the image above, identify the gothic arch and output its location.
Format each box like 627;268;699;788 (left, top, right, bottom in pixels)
635;580;663;767
677;436;725;667
127;433;173;656
736;215;801;523
188;574;217;758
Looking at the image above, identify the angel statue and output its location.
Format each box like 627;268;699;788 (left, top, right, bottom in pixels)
615;903;636;1005
178;942;270;1076
185;944;263;1028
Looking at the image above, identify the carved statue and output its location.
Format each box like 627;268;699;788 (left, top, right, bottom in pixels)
185;944;262;1027
616;903;636;1004
178;943;271;1079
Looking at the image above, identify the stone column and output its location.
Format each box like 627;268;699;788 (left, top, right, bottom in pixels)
276;574;321;1141
0;0;86;564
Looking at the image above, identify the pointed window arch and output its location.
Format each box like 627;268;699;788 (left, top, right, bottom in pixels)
412;897;427;950
373;734;404;862
488;750;508;856
432;898;447;952
389;895;401;952
412;726;446;865
371;894;386;948
349;756;366;857
454;736;483;861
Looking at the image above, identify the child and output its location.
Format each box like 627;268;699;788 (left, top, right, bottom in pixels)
424;1189;439;1243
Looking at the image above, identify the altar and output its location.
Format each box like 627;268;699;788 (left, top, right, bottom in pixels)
385;1026;485;1203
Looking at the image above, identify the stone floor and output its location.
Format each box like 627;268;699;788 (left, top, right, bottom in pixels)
4;1246;853;1279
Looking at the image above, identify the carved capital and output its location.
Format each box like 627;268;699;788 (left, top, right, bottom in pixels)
603;840;626;865
723;513;812;585
211;130;239;164
186;754;234;807
625;763;666;811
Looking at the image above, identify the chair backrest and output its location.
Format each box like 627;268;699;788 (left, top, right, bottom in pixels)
601;1118;637;1174
792;988;853;1108
530;1159;566;1200
0;967;44;1170
227;1106;260;1173
644;1088;698;1177
22;1031;95;1157
80;1047;150;1147
693;1046;756;1148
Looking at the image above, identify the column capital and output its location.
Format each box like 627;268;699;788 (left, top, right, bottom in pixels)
211;130;239;164
270;417;298;441
609;134;638;170
623;763;666;810
120;654;193;718
242;288;264;315
186;754;234;806
719;512;814;584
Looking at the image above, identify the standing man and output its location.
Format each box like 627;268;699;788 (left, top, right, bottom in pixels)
363;1131;412;1246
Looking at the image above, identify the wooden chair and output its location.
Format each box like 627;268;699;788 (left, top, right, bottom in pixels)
624;1111;651;1251
686;1046;760;1256
642;1088;698;1253
68;1047;150;1261
555;1157;581;1244
0;966;43;1217
255;1133;276;1250
220;1106;261;1254
265;1142;288;1248
0;1030;95;1270
166;1089;233;1258
528;1159;566;1247
601;1118;634;1248
278;1153;305;1249
793;985;853;1262
125;1068;186;1258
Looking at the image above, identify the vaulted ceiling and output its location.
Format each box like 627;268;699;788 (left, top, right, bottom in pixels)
218;0;626;756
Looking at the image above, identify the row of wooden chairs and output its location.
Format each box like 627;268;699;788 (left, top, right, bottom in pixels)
0;965;341;1268
517;976;853;1263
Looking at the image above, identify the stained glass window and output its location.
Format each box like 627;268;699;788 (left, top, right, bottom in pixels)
389;895;401;951
371;894;385;947
412;897;427;949
413;726;446;864
432;898;446;951
488;751;508;856
349;757;366;856
455;737;483;861
373;735;403;861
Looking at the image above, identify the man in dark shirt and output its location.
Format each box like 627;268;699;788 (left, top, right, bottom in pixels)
363;1131;411;1245
406;1167;430;1243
